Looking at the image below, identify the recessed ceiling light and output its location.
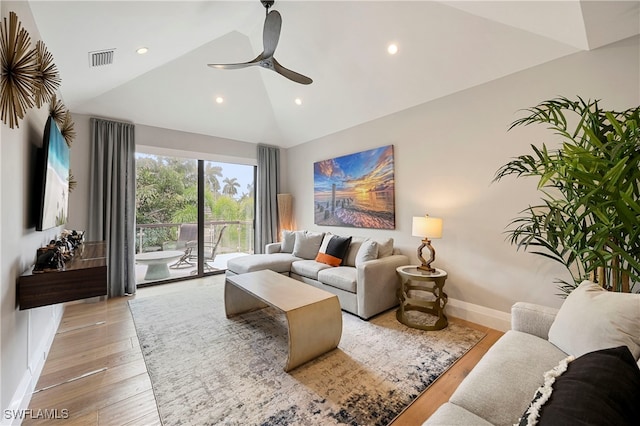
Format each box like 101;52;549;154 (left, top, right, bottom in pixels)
136;47;149;55
215;96;224;104
387;44;398;55
294;98;302;106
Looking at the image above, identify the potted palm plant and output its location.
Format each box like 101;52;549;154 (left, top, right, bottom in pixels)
494;96;640;295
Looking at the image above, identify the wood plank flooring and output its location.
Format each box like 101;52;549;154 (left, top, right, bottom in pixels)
25;276;502;425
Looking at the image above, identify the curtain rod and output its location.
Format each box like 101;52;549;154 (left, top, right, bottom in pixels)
90;116;135;126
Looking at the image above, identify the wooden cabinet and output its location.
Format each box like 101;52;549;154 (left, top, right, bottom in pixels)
18;241;107;310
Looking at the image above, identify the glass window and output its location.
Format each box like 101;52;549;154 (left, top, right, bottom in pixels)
134;153;254;286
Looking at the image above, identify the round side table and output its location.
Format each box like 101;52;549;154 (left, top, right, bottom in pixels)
135;250;184;280
396;266;448;330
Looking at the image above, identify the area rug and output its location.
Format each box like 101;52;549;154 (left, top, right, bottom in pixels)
129;282;485;426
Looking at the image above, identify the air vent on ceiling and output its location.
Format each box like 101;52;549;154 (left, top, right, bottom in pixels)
89;49;115;67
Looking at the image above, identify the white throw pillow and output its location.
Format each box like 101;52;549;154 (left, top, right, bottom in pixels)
548;280;640;359
344;236;365;267
375;238;394;258
281;230;296;253
355;240;378;266
292;231;324;259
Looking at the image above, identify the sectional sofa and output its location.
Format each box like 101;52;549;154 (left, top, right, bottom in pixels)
226;230;409;319
425;280;640;425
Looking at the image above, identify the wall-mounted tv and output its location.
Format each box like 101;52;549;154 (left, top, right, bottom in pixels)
36;116;69;231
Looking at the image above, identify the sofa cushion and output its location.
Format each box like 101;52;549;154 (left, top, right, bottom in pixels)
316;234;352;266
344;236;366;267
449;330;567;426
290;260;332;280
518;346;640;426
345;237;380;266
424;402;493;426
318;267;357;293
226;253;300;274
375;237;394;258
355;239;378;266
281;230;296;253
292;231;324;259
548;280;640;359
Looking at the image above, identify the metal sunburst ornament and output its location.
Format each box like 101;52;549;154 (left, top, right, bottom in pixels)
49;93;66;124
33;40;61;108
60;110;75;147
0;11;38;129
68;170;77;193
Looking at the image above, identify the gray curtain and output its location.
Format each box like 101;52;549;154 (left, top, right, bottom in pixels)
88;118;136;297
255;144;280;253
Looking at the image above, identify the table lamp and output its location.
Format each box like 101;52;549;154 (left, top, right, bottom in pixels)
412;215;443;273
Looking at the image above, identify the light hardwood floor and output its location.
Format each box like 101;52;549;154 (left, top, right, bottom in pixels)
25;276;502;425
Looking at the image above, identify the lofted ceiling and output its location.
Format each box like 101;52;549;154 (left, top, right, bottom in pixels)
28;1;640;148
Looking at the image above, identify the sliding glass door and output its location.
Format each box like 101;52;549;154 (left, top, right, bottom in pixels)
134;153;254;286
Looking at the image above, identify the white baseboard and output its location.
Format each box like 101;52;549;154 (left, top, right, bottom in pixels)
446;298;511;332
3;305;63;426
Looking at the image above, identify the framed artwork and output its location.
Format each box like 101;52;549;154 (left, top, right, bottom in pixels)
314;145;395;229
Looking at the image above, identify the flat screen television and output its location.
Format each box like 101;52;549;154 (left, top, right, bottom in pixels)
36;116;70;231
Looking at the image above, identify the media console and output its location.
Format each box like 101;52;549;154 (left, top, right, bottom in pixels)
18;241;107;310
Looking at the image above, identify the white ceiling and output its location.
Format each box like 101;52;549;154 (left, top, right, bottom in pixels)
29;1;640;148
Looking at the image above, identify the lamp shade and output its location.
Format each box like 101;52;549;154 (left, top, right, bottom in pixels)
412;216;443;239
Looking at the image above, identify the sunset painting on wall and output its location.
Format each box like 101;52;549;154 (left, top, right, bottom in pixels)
314;145;395;229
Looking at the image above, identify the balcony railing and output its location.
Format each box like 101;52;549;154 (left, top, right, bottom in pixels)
135;220;254;255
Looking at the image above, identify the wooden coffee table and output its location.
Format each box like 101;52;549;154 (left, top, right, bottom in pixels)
225;270;342;372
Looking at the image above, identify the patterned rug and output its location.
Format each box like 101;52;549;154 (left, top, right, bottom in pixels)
129;280;485;426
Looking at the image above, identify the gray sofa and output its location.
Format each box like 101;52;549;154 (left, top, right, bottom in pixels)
425;280;640;425
226;230;409;319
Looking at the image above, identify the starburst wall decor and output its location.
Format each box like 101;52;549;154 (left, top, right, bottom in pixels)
33;40;61;108
1;12;65;130
0;11;38;128
60;110;76;146
49;93;66;123
49;95;75;147
1;11;76;194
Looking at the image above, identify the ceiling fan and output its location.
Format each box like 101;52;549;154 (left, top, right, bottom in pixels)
207;0;312;85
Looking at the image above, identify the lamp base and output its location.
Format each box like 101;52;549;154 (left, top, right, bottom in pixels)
417;264;436;273
416;238;437;274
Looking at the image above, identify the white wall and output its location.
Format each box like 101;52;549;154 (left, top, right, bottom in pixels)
286;35;640;323
1;2;65;420
66;114;91;231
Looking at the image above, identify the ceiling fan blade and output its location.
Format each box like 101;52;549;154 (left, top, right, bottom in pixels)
208;7;312;85
208;54;263;70
272;57;312;85
263;10;281;58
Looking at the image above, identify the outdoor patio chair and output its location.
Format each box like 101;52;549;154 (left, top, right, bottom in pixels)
169;246;194;269
162;223;198;251
191;224;227;274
